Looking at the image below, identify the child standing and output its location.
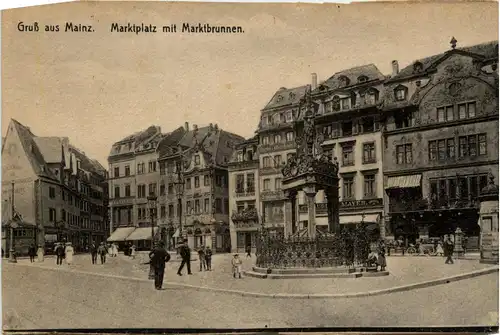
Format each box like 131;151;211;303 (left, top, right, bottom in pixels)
231;254;243;279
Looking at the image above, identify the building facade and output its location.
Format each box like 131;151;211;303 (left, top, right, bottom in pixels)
228;136;260;253
157;122;244;252
257;86;308;234
2;119;108;255
382;40;499;247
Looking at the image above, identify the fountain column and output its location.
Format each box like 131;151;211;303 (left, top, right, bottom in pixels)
304;186;317;238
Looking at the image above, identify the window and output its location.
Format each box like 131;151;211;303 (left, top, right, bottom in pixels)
49;208;56;222
478;134;487;155
125;184;131;197
323;125;332;138
204;175;210;186
364;91;377;105
204;199;210;212
194;176;200;188
247;173;255;192
459;136;468;157
114;167;120;178
459;134;487;158
114;186;120;198
438;139;446;160
275;178;282;190
215;198;222;213
194;155;200;166
224;199;229;214
446;106;454;121
195;200;201;213
343;176;354;199
286;132;294;142
437;107;446;122
262;136;269;145
160;206;166;218
468;136;477;156
160;183;166;196
263;179;271;191
468;102;476;118
49;187;56;199
396;144;412;164
236;174;245;193
362;143;375;164
395;88;406;101
395;110;413;129
186;201;192;214
447;139;455;158
148;161;156;172
159;162;166;175
137;163;145;174
342;121;353;137
263;157;271;168
342;144;354;166
449;178;457;200
364;175;376;197
340;97;350;110
137;184;146;198
274;155;282;168
274;134;281;144
168;204;174;218
168;183;173;194
458;102;476;119
185;178;191;190
361;117;375;133
148;183;157;196
429;141;437;161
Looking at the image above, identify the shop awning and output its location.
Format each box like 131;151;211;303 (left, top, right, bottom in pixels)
125;227;159;241
172;228;180;238
107;227;135;242
339;213;380;225
386;175;422;189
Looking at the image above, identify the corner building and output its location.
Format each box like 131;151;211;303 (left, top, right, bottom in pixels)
382;40;499;248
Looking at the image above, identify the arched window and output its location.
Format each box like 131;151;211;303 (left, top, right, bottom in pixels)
338;75;350;88
413;62;423;73
357;75;369;83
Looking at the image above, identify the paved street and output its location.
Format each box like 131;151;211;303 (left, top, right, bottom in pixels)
12;252;496;295
3;263;498;329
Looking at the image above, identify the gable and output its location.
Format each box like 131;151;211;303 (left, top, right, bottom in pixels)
2;122;38;183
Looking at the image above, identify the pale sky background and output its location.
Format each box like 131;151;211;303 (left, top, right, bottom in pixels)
2;1;498;167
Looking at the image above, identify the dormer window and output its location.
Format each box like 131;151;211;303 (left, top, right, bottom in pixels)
237;151;243;162
357;75;369;83
285;111;293;122
331;96;341;111
338;75;350;88
394;85;408;101
289;92;296;100
194;154;200;166
276;95;284;102
413;62;423;73
364;89;378;105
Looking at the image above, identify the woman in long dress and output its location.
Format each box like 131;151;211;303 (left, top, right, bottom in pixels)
436;241;444;256
112;243;118;257
65;242;74;265
107;243;113;256
37;244;44;262
130;245;136;259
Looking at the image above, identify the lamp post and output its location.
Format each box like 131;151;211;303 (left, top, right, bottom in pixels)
147;192;157;280
174;162;185;241
9;182;17;263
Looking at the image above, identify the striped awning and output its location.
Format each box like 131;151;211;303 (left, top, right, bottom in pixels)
386;175;422;189
125;227;159;241
339;213;380;225
107;227;135;242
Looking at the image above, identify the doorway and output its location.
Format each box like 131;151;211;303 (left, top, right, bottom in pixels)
244;233;252;248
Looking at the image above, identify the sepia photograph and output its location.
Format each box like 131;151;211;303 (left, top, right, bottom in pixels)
1;0;499;331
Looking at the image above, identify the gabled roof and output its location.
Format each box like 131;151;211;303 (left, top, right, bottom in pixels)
109;125;163;157
262;85;308;110
387;40;499;83
156;127;187;159
316;64;386;92
33;137;66;163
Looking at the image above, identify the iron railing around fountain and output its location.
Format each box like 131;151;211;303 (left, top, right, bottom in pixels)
255;227;371;269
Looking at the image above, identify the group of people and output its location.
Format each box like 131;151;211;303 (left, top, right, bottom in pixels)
367;240;387;272
54;242;75;265
196;245;213;272
88;241;111;264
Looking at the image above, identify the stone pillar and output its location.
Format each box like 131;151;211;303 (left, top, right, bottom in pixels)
291;194;297;235
304;187;317;238
109;206;114;235
325;188;339;234
284;190;297;237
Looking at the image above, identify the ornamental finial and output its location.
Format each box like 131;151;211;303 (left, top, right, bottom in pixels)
450;37;457;49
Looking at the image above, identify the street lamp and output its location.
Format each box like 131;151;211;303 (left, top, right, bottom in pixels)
8;182;17;263
147;192;157;280
174;162;185;240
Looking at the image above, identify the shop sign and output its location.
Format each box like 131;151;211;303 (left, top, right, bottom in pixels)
340;198;383;208
110;197;135;206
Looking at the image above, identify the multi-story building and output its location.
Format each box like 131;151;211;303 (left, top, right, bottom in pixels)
382;39;499;247
257;85;308;234
227;136;260;253
311;66;387;236
2;119;108;255
157;122;244;252
107;125;168;249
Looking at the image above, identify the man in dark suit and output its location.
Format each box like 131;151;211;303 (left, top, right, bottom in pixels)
150;241;170;290
177;240;192;276
89;241;98;264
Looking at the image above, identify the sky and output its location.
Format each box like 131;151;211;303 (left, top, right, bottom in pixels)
2;1;498;166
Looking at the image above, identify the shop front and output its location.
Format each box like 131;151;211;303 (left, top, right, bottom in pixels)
125;227;159;250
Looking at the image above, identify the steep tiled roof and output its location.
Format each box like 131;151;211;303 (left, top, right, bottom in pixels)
109;125;162;157
387;40;499;83
318;64;386;91
263;85;308;110
156;127;187;159
33;137;65;163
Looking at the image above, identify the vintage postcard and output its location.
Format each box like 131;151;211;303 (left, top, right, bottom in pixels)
1;0;499;331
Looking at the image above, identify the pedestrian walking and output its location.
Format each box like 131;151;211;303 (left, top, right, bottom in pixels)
107;243;113;256
377;240;387;271
65;242;74;265
198;246;206;271
112;243;119;257
231;254;243;279
130;244;136;259
149;241;171;290
89;241;98;264
444;236;455;264
177;240;192;276
205;246;212;271
245;245;252;258
436;241;444;256
97;242;107;264
28;243;36;263
55;242;65;265
37;244;44;262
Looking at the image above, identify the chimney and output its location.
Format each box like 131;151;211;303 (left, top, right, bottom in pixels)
209;123;214;131
184;122;189;131
311;73;318;90
391;60;399;77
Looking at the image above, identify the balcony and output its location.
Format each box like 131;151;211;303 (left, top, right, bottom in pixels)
228;159;259;171
231;207;259;223
259;141;296;154
234;189;256;198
